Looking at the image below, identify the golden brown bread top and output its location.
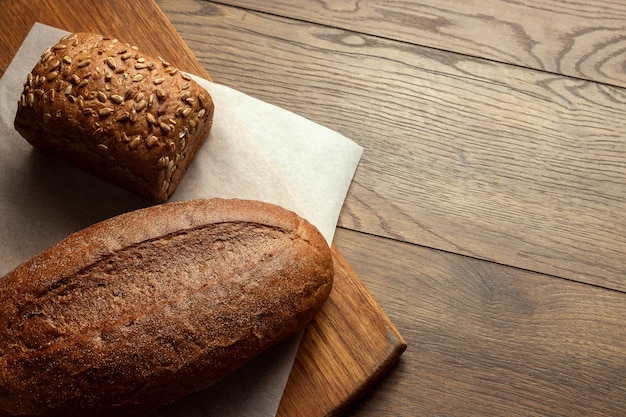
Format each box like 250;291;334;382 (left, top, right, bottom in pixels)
0;198;333;417
14;32;214;202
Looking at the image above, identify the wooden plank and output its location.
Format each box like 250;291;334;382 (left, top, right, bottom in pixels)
219;0;626;88
0;1;405;415
278;247;406;417
333;227;626;417
0;0;208;79
159;0;626;292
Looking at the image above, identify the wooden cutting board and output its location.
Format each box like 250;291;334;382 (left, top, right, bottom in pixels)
0;1;406;416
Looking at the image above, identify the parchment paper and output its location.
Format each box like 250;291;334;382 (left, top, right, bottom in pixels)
0;23;363;416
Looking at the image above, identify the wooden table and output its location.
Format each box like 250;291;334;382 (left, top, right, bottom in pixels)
3;1;626;416
157;1;626;416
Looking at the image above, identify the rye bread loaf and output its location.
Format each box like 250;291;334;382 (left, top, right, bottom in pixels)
0;198;333;417
14;32;214;202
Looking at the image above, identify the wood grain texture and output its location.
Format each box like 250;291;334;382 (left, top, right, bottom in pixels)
0;1;405;415
278;247;405;417
0;0;209;79
219;0;626;88
158;0;626;291
334;228;626;417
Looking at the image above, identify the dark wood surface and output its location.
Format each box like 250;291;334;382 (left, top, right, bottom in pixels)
3;0;626;416
156;1;626;416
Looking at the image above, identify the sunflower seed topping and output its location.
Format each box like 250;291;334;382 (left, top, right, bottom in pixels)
155;88;166;100
129;135;142;149
99;107;114;117
40;49;52;63
159;57;171;67
104;57;116;70
157;156;169;167
146;135;159;148
159;122;172;134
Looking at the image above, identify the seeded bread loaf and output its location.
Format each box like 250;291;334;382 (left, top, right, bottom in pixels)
0;198;333;417
14;32;214;202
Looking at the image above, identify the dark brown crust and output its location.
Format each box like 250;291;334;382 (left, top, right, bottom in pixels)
13;32;214;202
0;198;333;417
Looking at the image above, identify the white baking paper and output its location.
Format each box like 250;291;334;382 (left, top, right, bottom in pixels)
0;23;363;417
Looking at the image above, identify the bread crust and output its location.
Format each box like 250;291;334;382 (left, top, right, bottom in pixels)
0;198;333;417
14;32;214;202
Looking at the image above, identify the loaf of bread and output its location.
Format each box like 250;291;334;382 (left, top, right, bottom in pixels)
14;32;214;202
0;198;333;417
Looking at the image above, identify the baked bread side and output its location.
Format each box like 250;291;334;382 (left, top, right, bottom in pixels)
14;32;214;202
0;198;333;417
